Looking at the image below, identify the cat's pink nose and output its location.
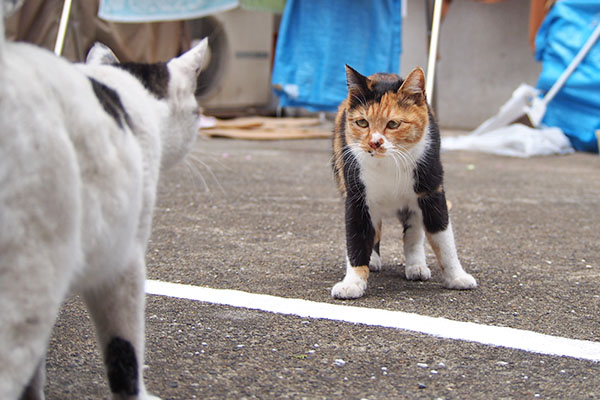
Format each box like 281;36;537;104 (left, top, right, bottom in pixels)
369;139;383;150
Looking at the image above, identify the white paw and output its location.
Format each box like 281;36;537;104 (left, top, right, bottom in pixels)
405;265;431;281
331;279;367;299
369;252;383;272
444;272;477;289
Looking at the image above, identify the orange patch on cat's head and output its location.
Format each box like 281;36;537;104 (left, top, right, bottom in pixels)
344;67;430;155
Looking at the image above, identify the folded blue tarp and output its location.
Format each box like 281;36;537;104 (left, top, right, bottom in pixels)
535;0;600;153
271;0;402;112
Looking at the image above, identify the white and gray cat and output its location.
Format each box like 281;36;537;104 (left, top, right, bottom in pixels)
0;2;207;398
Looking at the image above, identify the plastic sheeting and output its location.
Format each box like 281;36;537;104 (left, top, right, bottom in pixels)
271;0;402;112
442;124;574;158
535;0;600;153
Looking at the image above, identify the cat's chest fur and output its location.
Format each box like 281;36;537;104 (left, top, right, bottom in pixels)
355;138;428;218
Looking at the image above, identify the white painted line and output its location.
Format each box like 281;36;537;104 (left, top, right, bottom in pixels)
146;279;600;363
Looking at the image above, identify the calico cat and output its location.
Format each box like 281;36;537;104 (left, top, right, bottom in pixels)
0;3;207;397
330;65;477;299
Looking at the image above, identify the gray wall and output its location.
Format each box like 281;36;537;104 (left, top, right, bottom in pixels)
401;0;542;130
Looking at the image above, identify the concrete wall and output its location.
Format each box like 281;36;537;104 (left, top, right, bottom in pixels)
401;0;542;130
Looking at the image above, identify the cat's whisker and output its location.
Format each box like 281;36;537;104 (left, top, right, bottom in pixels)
346;145;366;196
189;145;234;172
186;153;227;194
388;151;404;181
326;151;341;169
390;146;419;186
183;157;210;194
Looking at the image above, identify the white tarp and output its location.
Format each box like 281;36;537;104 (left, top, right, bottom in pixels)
442;123;574;158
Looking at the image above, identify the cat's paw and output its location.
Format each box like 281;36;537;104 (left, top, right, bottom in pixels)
369;252;383;272
444;272;477;290
405;265;431;281
331;279;367;299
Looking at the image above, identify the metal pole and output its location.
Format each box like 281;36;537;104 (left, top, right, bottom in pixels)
425;0;443;105
54;0;73;56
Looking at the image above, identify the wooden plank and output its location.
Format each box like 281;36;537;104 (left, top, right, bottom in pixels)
202;128;331;140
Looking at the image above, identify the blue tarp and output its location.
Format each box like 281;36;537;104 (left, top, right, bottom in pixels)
98;0;239;22
271;0;402;112
535;0;600;153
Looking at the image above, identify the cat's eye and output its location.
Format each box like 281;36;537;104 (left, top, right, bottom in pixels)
356;119;369;128
387;120;401;129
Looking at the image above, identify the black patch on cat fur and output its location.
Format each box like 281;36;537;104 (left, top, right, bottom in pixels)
414;111;449;233
346;67;403;110
418;190;449;233
89;78;132;131
398;208;414;234
106;337;139;396
369;75;403;95
116;62;170;99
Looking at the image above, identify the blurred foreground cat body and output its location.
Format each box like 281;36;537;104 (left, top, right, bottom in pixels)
0;2;207;398
331;65;477;299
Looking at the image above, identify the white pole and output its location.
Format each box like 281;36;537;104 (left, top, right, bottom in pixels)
54;0;73;56
542;22;600;106
425;0;443;104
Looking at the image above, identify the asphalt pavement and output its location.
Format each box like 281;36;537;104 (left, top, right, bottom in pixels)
45;132;600;399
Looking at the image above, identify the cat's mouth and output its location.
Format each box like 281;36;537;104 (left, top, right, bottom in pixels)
367;148;387;158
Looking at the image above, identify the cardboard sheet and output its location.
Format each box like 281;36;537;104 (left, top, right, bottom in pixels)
201;117;332;140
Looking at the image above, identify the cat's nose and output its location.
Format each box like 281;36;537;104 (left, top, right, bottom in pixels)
369;139;383;150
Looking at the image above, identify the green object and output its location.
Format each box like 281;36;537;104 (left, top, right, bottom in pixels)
240;0;286;13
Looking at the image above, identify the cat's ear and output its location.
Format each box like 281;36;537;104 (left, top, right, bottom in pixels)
345;65;370;97
399;67;426;100
167;38;208;82
86;42;120;65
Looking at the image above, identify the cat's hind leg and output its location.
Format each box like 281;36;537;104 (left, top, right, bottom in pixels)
19;357;45;400
418;191;476;289
369;220;383;272
0;133;80;400
426;225;477;289
401;210;431;281
83;254;159;400
0;275;59;400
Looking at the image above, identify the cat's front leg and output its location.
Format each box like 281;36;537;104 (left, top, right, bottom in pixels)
418;191;476;289
331;196;375;299
331;257;370;299
83;255;160;400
